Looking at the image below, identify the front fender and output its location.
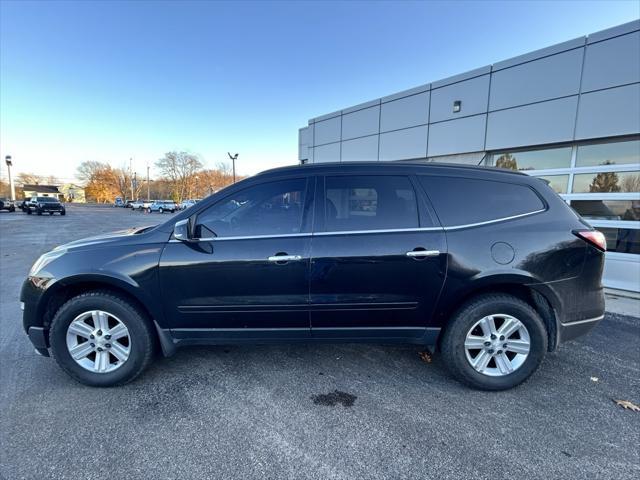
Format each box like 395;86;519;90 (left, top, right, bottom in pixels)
22;243;165;331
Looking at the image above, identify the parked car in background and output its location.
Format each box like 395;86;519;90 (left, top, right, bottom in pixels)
130;199;151;211
114;197;125;207
125;200;134;209
18;199;30;212
25;196;65;215
20;163;606;390
148;200;178;213
179;199;201;210
0;198;16;212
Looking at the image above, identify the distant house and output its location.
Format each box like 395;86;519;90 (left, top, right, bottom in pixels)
22;184;63;201
59;183;86;203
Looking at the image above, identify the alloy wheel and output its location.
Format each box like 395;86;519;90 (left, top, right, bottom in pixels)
65;310;131;373
464;314;530;377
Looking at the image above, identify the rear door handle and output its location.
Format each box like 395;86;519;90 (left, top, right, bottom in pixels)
267;254;303;262
406;250;440;257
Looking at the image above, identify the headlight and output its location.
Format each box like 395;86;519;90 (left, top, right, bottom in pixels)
29;248;67;276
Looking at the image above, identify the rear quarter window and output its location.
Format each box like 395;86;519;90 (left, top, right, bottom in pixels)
418;175;545;227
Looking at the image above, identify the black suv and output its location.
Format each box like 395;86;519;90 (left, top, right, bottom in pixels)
21;163;605;390
25;196;66;215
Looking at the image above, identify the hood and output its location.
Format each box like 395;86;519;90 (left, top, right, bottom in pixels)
60;225;158;250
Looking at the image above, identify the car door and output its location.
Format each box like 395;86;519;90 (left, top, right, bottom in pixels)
309;173;447;341
158;176;314;341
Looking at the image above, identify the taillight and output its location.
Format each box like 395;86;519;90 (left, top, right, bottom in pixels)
574;229;606;251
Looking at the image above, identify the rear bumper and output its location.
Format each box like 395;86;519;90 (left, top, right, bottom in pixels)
558;314;604;344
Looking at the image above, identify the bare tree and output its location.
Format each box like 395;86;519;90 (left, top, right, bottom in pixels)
77;161;109;184
155;151;203;202
620;173;640;193
494;153;518;171
16;172;44;185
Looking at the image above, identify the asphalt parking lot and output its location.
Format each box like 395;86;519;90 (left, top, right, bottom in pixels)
1;204;639;479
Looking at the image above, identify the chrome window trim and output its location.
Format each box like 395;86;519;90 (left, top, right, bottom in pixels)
169;232;312;243
442;209;546;231
314;226;443;236
168;209;546;242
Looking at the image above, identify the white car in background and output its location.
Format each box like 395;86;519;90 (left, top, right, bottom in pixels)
130;199;152;211
148;200;178;213
179;199;201;210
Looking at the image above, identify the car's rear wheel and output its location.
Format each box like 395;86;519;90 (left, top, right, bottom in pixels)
26;207;32;214
49;291;155;387
159;207;164;214
440;294;547;391
61;210;66;216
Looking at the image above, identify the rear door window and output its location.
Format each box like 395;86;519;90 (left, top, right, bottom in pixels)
324;175;419;232
418;175;544;227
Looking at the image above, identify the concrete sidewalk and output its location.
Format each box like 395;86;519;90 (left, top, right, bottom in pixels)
605;289;640;317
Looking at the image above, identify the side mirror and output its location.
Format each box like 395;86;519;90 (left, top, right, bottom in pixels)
174;218;216;243
173;219;192;242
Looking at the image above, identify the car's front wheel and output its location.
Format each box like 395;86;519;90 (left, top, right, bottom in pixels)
49;291;155;387
440;294;547;391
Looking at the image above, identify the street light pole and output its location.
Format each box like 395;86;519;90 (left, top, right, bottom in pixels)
129;157;134;200
146;164;150;200
5;155;15;201
227;152;238;183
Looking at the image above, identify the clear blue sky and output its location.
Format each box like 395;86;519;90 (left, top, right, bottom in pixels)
1;0;638;181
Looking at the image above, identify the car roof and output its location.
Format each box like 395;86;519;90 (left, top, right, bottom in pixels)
255;161;528;179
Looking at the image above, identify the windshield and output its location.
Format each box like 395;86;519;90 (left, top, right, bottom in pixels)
37;197;58;203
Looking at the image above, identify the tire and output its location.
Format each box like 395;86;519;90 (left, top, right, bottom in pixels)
440;294;547;391
49;211;54;215
61;210;66;216
9;206;14;212
49;291;155;387
26;208;32;215
159;208;163;214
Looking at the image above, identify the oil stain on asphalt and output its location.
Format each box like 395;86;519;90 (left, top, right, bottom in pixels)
311;390;357;407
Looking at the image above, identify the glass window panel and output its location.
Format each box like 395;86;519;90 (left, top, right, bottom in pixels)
535;175;569;194
571;200;640;221
491;147;572;171
325;175;419;231
572;171;640;193
598;227;640;254
576;140;640;167
196;178;307;237
418;176;544;226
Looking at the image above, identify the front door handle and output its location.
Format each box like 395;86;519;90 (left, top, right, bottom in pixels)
406;249;440;258
267;254;303;262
